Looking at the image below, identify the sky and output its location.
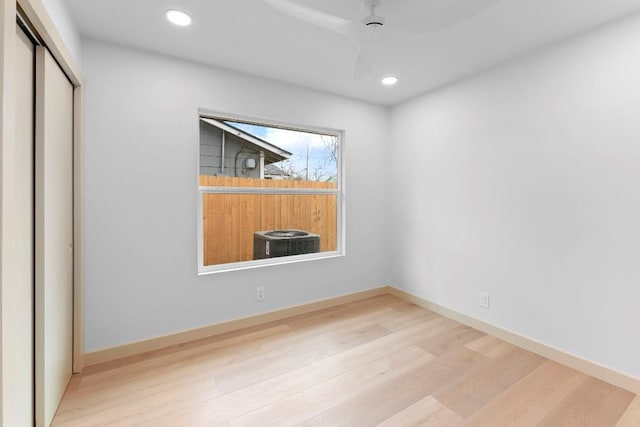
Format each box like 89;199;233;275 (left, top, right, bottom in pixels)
226;121;338;182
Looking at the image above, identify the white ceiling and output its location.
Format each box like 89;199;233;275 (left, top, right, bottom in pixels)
64;0;640;106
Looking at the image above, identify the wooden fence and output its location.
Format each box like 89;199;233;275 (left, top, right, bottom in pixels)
200;176;338;266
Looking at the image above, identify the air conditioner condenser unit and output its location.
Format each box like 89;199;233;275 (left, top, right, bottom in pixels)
253;229;320;259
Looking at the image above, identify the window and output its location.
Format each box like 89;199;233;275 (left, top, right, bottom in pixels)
198;113;343;273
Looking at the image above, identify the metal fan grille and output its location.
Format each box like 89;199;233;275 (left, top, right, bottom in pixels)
264;230;309;238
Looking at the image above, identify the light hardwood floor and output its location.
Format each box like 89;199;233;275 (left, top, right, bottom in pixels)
53;294;639;426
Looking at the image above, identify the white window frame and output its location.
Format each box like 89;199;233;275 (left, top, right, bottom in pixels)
197;111;345;274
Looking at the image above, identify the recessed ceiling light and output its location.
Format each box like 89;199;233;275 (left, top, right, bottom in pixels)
166;9;192;27
381;76;398;86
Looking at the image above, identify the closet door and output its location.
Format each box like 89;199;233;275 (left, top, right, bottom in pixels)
4;24;35;427
35;46;74;427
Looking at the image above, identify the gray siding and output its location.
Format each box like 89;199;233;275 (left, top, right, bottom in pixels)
200;121;262;178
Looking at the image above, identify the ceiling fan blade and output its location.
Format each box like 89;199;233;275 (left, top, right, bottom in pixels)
398;0;501;33
263;0;361;39
353;43;376;83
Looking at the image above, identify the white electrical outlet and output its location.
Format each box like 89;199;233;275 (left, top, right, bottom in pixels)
480;292;490;308
256;286;265;301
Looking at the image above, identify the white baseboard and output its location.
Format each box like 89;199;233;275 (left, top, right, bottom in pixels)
387;287;640;395
83;287;391;367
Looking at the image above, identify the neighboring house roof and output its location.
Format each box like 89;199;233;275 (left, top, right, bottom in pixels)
199;117;291;164
264;164;290;177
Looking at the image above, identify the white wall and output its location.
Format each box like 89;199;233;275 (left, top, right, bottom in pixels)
390;14;640;378
40;0;81;64
81;39;390;353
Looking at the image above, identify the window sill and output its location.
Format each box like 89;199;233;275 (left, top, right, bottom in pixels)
198;251;345;275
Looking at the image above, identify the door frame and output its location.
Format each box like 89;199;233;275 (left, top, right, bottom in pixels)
0;0;84;381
